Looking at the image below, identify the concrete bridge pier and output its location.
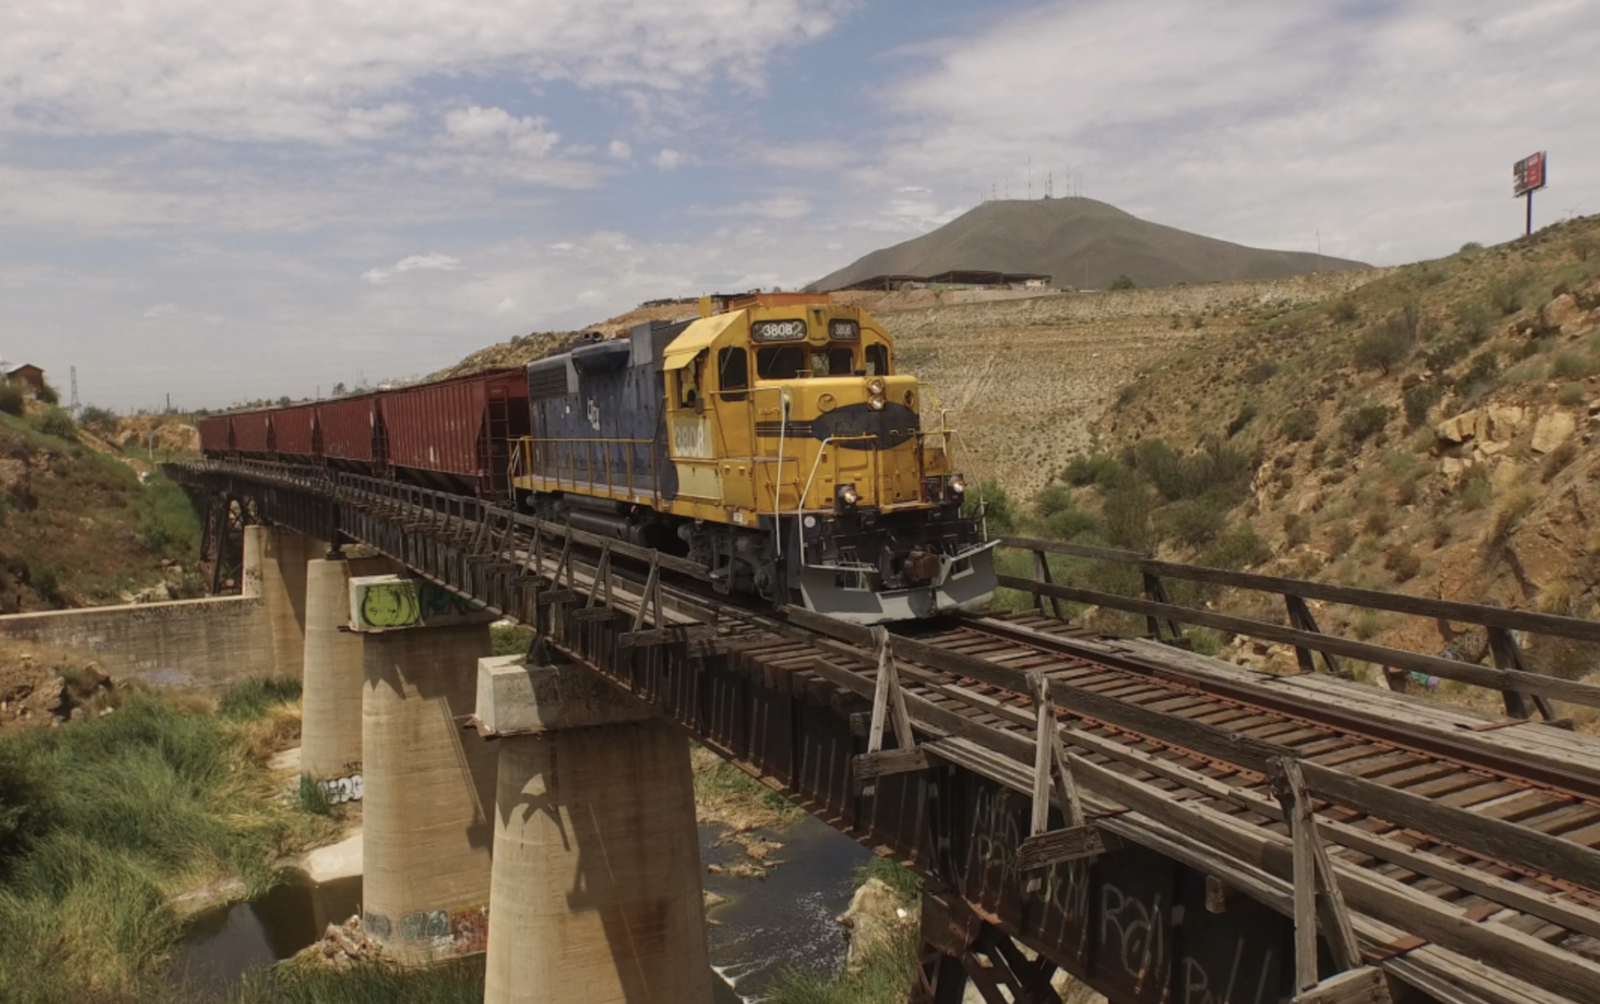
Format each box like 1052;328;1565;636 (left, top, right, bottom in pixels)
477;655;713;1004
242;525;317;680
298;550;393;792
356;577;499;965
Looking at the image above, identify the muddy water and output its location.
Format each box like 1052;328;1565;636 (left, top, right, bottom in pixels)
173;815;868;1002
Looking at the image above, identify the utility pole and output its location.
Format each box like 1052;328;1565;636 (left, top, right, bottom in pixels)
68;366;80;417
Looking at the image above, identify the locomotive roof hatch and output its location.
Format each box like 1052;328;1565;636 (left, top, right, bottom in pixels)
662;310;744;371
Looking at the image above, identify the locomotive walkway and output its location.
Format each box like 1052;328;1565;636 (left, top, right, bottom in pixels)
168;458;1600;1004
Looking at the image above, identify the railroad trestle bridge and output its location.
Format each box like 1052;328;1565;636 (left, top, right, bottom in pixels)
168;459;1600;1004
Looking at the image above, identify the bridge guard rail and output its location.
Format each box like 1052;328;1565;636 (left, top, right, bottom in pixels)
996;535;1600;722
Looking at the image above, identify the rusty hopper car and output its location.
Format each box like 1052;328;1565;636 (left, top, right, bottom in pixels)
230;409;275;457
196;415;233;455
381;369;530;496
318;393;387;471
271;404;321;462
511;293;995;624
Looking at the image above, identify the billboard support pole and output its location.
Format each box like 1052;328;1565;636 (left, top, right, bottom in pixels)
1526;191;1534;237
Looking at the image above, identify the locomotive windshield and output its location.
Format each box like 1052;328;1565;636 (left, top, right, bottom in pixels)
754;344;870;379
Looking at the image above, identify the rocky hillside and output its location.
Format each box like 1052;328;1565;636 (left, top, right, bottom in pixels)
1019;214;1600;700
812;197;1369;292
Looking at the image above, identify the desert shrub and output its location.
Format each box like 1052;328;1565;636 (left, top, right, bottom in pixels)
1456;351;1500;399
35;384;59;406
1458;467;1491;511
1110;274;1136;290
1044;506;1100;542
1574;234;1594;263
1432;520;1453;548
1355;611;1382;640
1402;383;1443;429
0;383;23;417
1199;524;1268;569
1101;485;1156;552
1551;351;1597;380
1035;484;1075;518
967;478;1016;536
1454;301;1492;344
1353;316;1415;375
1542;439;1579;483
1329;299;1360;324
1486;489;1535;550
1242;360;1279;383
1363;508;1391;537
29;407;77;441
1460;241;1483;253
1281;408;1319;443
1226;401;1257;437
1384;543;1421;582
1283;513;1310;548
1160;499;1229;549
77;405;117;430
1340;400;1391;445
1190;314;1204;329
1326;521;1356;557
1126;439;1254;504
1061;452;1130;489
1423;338;1467;372
1558;382;1587;406
1487;272;1532;316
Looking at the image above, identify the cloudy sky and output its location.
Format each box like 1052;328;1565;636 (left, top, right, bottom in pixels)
1;0;1595;411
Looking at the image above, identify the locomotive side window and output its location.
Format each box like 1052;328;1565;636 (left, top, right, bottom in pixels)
757;345;806;379
827;347;855;375
865;343;890;376
718;347;749;401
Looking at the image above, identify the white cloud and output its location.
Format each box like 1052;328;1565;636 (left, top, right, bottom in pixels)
441;107;559;157
143;303;179;319
690;196;811;220
653;148;684;171
0;0;853;144
362;252;463;283
876;0;1600;263
608;140;632;160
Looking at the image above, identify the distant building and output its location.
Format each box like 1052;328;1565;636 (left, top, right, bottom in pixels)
0;361;44;393
830;271;1051;293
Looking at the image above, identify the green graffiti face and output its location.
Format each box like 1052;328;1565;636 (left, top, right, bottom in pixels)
361;582;420;628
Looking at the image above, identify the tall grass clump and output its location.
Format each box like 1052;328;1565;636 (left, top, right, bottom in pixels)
238;957;488;1004
0;681;326;1004
764;859;921;1004
0;381;24;417
138;474;203;559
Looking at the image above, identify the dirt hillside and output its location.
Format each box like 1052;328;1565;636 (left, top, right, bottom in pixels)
812;197;1369;292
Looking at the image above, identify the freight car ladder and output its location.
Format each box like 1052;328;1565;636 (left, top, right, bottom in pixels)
484;389;515;497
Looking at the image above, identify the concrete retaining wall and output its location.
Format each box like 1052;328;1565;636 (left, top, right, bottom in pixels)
0;595;278;691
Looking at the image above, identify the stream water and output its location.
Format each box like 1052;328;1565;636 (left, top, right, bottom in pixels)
170;814;870;1002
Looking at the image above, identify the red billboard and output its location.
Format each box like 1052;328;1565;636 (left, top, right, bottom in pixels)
1514;152;1547;197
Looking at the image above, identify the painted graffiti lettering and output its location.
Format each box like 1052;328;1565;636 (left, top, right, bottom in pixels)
1101;884;1166;989
362;910;392;940
1181;938;1275;1004
400;909;450;942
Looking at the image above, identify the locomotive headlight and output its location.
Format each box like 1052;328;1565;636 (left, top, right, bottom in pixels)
867;377;886;397
868;395;886;411
948;475;966;495
839;484;860;506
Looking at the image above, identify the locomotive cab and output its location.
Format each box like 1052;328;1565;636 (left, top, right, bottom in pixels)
512;292;995;623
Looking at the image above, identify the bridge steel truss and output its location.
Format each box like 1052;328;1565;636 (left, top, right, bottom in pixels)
166;460;1600;1004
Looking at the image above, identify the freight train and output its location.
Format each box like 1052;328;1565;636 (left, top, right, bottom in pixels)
197;292;996;623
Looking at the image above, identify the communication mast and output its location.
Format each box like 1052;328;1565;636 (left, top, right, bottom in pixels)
68;366;80;417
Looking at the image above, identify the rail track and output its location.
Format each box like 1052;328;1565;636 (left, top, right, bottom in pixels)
168;459;1600;1004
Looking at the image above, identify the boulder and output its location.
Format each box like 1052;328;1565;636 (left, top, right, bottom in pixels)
1486;405;1525;441
1435;409;1483;445
1543;294;1581;332
1531;410;1577;453
837;878;913;972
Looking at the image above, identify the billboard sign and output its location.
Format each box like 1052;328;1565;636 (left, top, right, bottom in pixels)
1514;152;1547;197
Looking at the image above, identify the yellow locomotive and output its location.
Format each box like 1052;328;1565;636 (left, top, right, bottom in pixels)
510;292;995;623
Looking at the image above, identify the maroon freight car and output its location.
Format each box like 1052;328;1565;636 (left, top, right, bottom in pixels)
380;369;529;495
272;404;320;460
196;415;232;454
318;393;385;467
231;409;274;456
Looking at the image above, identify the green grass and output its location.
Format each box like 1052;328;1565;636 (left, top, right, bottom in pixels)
0;681;332;1004
232;957;487;1004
